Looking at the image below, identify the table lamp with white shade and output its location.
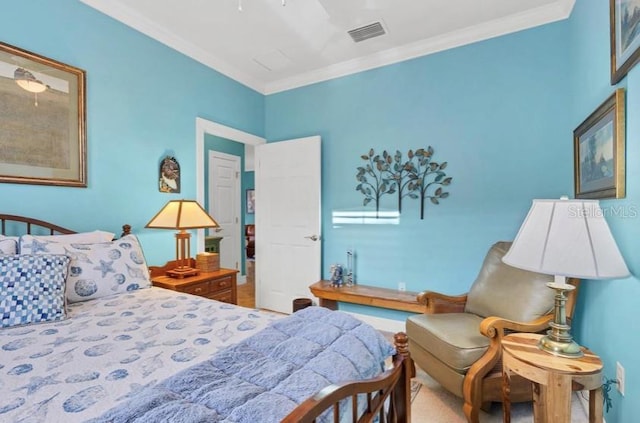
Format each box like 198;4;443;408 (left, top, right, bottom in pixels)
502;197;629;358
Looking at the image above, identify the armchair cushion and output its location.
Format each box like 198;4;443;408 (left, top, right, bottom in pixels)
464;241;554;322
406;313;488;373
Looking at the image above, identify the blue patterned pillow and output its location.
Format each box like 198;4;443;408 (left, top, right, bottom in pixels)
0;254;70;328
20;234;151;303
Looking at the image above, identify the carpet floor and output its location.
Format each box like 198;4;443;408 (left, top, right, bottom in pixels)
411;366;590;422
411;380;422;403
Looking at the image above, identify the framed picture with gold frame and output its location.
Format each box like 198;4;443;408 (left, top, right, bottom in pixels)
610;0;640;84
574;89;625;199
0;41;87;187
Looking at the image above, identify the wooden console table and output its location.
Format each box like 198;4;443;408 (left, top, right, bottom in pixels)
309;281;424;313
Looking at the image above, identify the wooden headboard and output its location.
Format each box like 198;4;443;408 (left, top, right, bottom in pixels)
0;214;131;237
0;214;76;235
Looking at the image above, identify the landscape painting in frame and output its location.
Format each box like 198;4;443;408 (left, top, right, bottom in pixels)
574;89;626;199
610;0;640;83
0;41;86;187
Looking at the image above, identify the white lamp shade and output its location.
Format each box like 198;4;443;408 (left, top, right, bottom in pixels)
502;199;629;279
146;200;219;230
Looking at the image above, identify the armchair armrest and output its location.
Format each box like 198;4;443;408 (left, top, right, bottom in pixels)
479;314;553;340
416;291;468;314
462;313;554;413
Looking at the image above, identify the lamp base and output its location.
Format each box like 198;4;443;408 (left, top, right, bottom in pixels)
537;279;583;358
538;335;584;358
166;267;199;278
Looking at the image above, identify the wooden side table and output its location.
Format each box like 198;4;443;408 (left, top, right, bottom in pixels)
502;333;603;423
150;260;238;304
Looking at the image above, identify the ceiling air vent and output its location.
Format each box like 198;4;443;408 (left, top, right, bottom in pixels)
348;22;386;43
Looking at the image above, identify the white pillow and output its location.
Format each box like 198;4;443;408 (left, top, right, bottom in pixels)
20;234;151;303
23;230;115;243
0;236;18;255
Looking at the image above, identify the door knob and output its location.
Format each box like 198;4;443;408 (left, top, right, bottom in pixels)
214;228;223;232
304;235;320;241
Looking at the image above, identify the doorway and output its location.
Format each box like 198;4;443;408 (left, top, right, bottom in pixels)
208;151;241;272
195;118;265;287
196;119;322;314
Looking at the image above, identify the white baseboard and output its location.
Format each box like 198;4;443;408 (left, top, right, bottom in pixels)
343;311;406;334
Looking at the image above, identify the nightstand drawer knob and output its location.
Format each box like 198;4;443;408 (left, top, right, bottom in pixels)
195;287;203;293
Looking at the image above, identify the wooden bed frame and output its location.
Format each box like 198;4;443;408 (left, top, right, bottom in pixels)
0;213;415;423
282;332;415;423
0;214;132;238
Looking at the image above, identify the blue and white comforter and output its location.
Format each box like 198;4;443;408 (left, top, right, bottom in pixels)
90;307;396;423
0;287;282;422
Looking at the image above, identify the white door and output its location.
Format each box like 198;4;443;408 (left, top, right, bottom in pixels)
255;136;321;314
208;151;241;272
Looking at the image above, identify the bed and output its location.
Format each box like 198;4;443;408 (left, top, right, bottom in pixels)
0;214;414;423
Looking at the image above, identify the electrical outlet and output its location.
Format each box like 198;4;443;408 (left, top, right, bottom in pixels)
398;282;406;291
616;361;625;396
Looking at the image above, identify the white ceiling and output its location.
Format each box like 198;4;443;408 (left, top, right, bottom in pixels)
80;0;575;94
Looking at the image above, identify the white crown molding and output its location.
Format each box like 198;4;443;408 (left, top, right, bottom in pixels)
79;0;265;93
81;0;575;95
264;0;575;94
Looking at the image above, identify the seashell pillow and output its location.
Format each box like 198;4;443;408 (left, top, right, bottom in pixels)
19;234;152;303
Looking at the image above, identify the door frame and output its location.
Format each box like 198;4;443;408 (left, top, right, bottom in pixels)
208;150;241;273
195;117;266;282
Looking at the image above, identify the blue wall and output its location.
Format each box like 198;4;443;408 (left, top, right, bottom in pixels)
0;0;264;265
266;22;572;296
569;0;640;421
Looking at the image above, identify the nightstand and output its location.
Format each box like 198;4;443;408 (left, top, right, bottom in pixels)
150;260;238;304
502;333;603;423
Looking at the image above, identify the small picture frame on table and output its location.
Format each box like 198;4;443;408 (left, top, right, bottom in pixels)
573;88;625;200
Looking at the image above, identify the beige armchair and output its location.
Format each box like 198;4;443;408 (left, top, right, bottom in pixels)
406;241;579;423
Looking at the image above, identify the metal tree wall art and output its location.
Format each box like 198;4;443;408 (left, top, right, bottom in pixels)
387;150;415;213
356;147;452;219
356;149;397;215
407;147;452;219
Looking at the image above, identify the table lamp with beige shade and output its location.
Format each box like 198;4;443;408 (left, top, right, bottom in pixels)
146;199;219;278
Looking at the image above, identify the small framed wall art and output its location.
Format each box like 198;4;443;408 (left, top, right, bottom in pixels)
573;88;625;199
246;189;255;214
610;0;640;84
159;156;180;193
